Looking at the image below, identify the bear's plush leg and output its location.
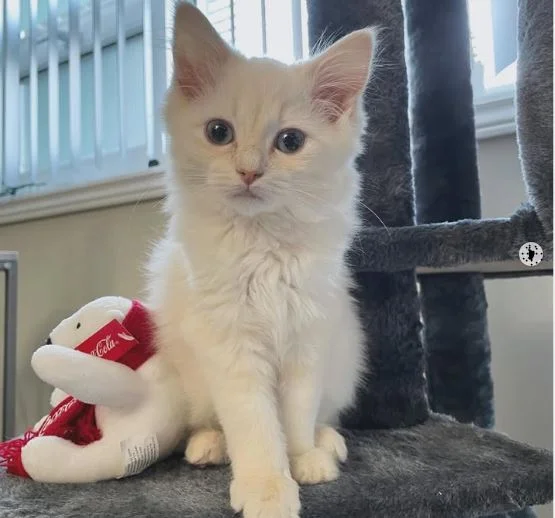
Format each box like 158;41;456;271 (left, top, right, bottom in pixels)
21;436;124;483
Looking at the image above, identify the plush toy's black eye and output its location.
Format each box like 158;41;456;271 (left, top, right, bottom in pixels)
76;322;81;329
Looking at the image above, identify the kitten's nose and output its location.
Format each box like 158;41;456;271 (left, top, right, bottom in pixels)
238;170;263;186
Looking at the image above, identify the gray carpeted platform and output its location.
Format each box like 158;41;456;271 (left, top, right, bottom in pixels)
1;416;551;518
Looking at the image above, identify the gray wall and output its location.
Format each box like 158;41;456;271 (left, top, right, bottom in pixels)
478;135;552;518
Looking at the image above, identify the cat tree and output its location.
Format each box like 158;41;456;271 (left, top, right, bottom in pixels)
0;0;552;516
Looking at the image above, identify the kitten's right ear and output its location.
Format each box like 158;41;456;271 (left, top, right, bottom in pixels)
172;2;232;99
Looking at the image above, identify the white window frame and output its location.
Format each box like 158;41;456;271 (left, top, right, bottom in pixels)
473;91;516;140
469;0;517;139
12;0;149;189
0;0;168;225
0;0;517;226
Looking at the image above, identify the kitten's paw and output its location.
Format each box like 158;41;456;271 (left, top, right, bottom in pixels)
290;447;339;485
185;429;229;466
315;425;348;463
230;473;300;518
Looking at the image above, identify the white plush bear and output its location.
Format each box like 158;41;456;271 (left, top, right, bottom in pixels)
12;296;188;483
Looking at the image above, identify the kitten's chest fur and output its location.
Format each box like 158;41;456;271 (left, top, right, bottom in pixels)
182;216;344;347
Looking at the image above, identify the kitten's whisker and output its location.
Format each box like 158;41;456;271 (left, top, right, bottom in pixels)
357;200;391;236
289;185;391;236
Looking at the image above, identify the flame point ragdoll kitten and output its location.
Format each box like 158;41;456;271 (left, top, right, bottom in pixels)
148;3;374;517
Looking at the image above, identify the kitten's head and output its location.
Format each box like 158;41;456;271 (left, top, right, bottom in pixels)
165;3;375;219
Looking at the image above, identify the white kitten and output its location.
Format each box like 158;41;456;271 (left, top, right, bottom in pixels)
147;4;374;518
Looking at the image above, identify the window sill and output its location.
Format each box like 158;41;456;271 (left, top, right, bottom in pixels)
0;168;165;226
474;93;516;140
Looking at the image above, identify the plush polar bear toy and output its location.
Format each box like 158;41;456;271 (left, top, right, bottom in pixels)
0;296;188;483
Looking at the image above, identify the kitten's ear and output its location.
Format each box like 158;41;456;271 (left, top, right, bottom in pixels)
172;2;232;99
308;28;374;122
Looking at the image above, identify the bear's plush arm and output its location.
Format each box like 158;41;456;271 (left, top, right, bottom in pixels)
31;345;147;410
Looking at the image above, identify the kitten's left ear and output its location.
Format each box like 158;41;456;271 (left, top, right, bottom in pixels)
308;28;375;122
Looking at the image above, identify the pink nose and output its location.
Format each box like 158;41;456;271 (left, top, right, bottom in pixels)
238;170;263;186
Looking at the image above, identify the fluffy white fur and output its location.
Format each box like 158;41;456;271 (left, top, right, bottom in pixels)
147;4;374;517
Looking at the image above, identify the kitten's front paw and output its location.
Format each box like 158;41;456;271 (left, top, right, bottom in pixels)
290;448;339;485
315;426;348;463
230;473;300;518
185;429;229;466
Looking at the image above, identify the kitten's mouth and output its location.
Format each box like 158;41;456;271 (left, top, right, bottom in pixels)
230;188;264;201
226;185;277;217
226;185;278;215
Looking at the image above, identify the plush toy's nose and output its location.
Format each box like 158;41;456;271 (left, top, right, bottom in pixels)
45;336;52;345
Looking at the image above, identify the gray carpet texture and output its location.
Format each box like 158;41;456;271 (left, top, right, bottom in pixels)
348;204;551;273
403;0;495;429
0;0;552;516
516;0;553;241
1;416;552;518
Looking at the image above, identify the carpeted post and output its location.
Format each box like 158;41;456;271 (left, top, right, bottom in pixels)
516;0;553;243
306;0;429;429
403;1;535;516
402;0;494;429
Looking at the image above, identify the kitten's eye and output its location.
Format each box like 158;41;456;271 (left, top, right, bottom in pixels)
275;129;305;154
205;119;234;145
76;322;81;329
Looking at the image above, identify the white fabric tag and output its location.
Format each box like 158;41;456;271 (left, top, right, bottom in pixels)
120;434;160;477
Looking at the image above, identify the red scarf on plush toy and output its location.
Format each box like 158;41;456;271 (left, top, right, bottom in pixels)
0;300;156;478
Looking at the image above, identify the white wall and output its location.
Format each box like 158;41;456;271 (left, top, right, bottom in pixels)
478;134;552;518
